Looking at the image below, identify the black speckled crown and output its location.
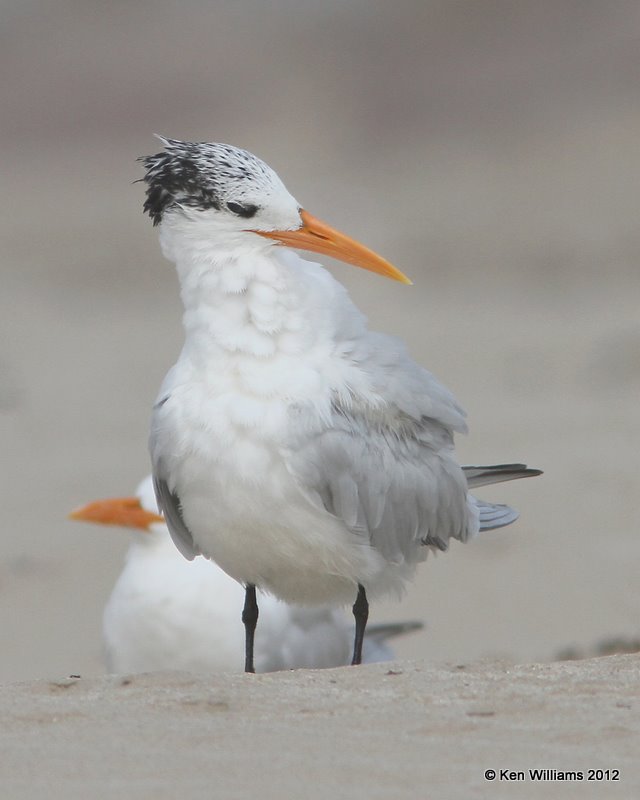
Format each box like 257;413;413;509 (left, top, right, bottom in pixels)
139;138;270;226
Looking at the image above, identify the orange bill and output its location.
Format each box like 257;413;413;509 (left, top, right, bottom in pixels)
255;209;412;284
69;497;164;531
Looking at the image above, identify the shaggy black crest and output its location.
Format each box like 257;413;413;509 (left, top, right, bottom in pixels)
139;138;268;226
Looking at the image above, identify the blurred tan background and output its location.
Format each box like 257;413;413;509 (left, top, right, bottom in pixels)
1;0;638;682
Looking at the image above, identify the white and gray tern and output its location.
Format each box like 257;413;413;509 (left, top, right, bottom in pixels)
141;137;541;672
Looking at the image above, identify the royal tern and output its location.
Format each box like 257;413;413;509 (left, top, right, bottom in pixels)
70;477;422;673
140;138;541;672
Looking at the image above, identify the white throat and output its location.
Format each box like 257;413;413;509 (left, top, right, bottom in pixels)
159;219;365;368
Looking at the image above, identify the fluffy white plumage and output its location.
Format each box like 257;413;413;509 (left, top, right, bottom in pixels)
141;139;539;635
98;477;414;673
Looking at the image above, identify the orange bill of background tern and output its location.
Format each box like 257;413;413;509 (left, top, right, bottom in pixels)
140;138;541;672
70;476;422;674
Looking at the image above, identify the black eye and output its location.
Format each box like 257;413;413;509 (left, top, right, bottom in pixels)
226;201;258;219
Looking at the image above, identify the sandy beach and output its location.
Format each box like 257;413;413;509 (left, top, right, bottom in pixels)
2;657;638;799
1;1;639;796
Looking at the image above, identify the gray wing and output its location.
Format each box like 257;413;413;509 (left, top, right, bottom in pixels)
362;620;424;663
284;395;472;565
472;498;520;530
365;619;424;641
463;463;542;488
464;464;542;531
152;472;201;561
149;384;201;561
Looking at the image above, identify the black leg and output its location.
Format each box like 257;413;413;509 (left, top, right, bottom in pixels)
351;584;369;666
242;584;259;673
